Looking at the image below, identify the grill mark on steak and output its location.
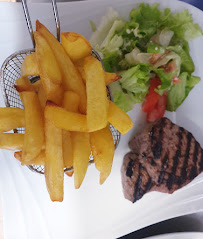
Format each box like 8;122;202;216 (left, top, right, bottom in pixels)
181;132;192;181
133;165;142;202
126;159;135;178
158;154;169;185
189;140;199;180
166;127;184;190
151;119;166;159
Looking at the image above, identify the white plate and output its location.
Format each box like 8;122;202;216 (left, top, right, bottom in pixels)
144;232;203;239
0;1;203;239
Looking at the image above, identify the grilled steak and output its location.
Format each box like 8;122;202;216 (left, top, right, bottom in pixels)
122;117;203;203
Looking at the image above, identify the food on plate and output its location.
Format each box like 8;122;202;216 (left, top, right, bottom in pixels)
34;31;64;105
84;55;108;131
21;53;38;77
45;102;89;132
14;150;45;165
0;133;24;150
0;21;131;201
36;20;87;114
62;91;80;176
90;125;114;184
61;32;92;62
72;131;91;189
21;91;44;165
108;100;133;135
122;117;203;203
0;107;25;132
90;4;202;121
44;112;64;202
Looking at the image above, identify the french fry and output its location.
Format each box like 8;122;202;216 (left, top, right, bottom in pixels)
21;91;44;164
14;84;38;92
16;77;32;103
14;150;45;165
34;31;62;85
21;53;39;77
63;91;80;113
62;130;72;171
38;83;47;109
108;100;133;135
0;133;24;150
90;125;114;184
34;31;63;105
72;132;91;189
76;64;121;86
62;91;91;185
61;32;91;62
62;91;80;173
105;72;122;85
16;76;31;86
0;108;25;132
44;114;64;202
45;102;88;132
84;56;108;131
15;79;41;92
36;21;87;114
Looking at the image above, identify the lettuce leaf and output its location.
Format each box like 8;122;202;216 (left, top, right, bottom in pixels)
167;72;200;111
168;45;195;73
109;81;135;112
109;64;151;111
161;9;203;42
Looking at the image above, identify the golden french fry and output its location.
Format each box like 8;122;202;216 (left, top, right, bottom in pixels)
34;31;63;105
14;84;38;92
84;56;108;131
62;91;80;170
63;91;80;113
36;20;86;114
44;115;64;202
21;53;39;77
105;72;122;85
76;64;86;84
45;102;88;132
62;130;72;169
16;76;31;86
61;32;91;62
90;125;114;184
0;133;24;150
16;77;32;103
0;108;25;132
14;150;45;165
38;83;47;109
21;91;44;164
34;31;62;85
72;132;91;189
76;64;121;86
108;100;133;135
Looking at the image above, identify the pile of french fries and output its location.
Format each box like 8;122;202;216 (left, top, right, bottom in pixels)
0;21;133;202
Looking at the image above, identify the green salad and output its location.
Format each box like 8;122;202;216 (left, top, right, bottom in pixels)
89;3;202;120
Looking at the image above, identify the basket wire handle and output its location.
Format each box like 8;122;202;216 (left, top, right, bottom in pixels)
21;0;35;48
21;0;61;46
51;0;61;42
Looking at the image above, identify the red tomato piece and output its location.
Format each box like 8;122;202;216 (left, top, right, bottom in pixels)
172;76;181;84
146;92;167;122
142;78;161;113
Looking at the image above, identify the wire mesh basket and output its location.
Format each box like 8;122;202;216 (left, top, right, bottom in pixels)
0;49;121;174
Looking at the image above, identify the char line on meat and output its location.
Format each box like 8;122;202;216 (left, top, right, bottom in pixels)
122;117;203;203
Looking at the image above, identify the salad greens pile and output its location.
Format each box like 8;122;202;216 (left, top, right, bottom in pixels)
90;3;202;112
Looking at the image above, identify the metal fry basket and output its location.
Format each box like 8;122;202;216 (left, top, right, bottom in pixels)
0;0;121;175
